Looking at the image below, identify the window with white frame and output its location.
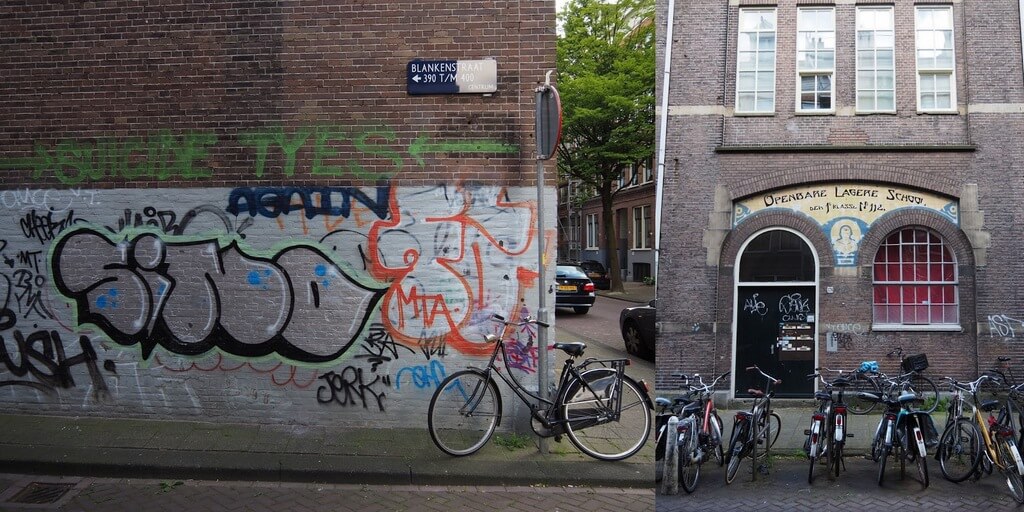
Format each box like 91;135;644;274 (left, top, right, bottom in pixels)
872;227;959;329
632;205;651;249
796;7;835;112
736;8;777;113
585;214;599;250
915;6;956;111
856;6;895;112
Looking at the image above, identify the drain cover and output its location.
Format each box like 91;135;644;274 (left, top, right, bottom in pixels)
7;482;75;504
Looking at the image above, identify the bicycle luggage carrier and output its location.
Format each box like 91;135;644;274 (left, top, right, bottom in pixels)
901;353;929;372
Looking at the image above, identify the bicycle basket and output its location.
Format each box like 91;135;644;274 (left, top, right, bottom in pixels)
901;353;929;373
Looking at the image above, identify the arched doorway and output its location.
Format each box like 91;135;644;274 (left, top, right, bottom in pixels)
734;228;818;398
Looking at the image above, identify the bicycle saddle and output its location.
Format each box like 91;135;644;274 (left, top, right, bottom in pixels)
814;391;832;401
747;389;765;397
655;397;672;408
553;342;586;357
980;399;1000;412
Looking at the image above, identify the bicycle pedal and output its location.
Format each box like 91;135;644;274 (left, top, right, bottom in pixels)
554;435;563;443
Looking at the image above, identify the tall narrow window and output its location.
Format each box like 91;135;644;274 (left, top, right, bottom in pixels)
857;6;895;112
915;6;956;111
632;206;651;249
796;8;835;112
585;214;599;250
872;227;959;329
736;8;776;114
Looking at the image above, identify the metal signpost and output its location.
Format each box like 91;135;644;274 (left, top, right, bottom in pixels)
535;71;561;453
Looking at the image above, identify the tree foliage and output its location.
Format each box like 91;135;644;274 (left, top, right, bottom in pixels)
557;0;655;290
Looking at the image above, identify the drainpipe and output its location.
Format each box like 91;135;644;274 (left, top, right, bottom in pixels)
653;0;676;300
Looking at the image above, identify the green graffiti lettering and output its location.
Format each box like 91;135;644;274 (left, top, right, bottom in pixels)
174;132;217;179
354;127;402;173
238;130;274;178
275;127;313;177
311;126;347;176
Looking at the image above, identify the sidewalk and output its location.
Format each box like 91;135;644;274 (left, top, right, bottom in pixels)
0;413;654;488
596;280;655;304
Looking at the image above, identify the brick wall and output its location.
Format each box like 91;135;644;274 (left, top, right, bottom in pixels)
0;1;557;430
657;0;1024;392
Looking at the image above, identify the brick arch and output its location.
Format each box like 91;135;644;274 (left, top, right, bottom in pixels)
856;208;976;269
729;164;961;201
720;209;836;270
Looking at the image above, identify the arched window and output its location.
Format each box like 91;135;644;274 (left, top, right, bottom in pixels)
872;227;958;328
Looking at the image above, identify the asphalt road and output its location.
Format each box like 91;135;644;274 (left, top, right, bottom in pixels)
554;295;654;387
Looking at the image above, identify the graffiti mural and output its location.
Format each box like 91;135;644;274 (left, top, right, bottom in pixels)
0;183;550;428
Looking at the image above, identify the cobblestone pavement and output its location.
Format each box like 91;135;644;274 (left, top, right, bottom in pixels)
656;456;1023;511
0;473;654;512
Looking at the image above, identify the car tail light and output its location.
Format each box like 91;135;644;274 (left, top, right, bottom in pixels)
584;282;595;293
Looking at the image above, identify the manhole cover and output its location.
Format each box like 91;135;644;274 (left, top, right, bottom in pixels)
7;482;75;505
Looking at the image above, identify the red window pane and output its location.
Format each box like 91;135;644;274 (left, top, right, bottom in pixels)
902;263;915;281
874;286;888;303
888;305;901;322
873;305;888;323
914;263;929;280
902;286;916;303
928;263;942;281
943;285;955;303
887;285;900;302
943;264;955;281
886;245;899;262
930;305;943;322
944;305;958;323
915;285;928;304
929;286;944;304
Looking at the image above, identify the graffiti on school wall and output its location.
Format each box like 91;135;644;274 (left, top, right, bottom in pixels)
987;314;1024;338
734;183;959;266
0;183;548;417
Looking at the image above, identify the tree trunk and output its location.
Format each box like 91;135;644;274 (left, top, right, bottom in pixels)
600;184;624;293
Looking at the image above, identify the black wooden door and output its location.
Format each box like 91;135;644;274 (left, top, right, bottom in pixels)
735;286;816;398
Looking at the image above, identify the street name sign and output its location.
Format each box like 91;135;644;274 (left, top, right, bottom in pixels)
407;59;497;95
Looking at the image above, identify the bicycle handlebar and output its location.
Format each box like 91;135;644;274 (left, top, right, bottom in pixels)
746;365;781;385
491;313;549;329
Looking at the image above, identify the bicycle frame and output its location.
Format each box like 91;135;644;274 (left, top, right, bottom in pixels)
472;319;631;434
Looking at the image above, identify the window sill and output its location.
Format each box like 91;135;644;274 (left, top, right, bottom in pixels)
871;324;963;332
855;110;897;116
733;111;776;117
795;110;835;116
916;109;959;115
631;248;653;252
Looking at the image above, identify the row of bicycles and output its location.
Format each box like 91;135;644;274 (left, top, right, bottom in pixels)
657;351;1024;504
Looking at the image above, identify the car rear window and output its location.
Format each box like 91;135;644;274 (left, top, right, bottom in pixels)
556;266;588;278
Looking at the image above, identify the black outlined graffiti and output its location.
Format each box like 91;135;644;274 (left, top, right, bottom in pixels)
51;227;386;363
356;322;414;372
316;366;391;410
0;307;110;397
418;335;447;359
226;185;390;221
11;269;51;320
20;209;79;244
106;205;253;237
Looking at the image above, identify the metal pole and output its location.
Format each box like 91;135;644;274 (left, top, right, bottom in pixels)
653;0;677;299
535;71;554;454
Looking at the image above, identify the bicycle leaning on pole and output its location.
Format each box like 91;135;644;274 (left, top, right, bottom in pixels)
654;371;728;493
725;365;782;484
427;314;653;461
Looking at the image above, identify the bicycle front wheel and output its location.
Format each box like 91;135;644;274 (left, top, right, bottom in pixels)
937;418;981;483
725;421;747;484
561;372;652;461
998;438;1024;504
847;377;881;415
679;446;701;493
908;374;940;413
427;370;502;456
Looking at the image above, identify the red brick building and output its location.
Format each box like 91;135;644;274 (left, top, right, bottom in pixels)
657;0;1021;397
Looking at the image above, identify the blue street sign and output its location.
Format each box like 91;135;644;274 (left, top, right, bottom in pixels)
407;60;497;95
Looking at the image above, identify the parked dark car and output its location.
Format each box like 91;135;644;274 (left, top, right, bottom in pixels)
554;264;596;314
577;259;611;290
619;299;655;360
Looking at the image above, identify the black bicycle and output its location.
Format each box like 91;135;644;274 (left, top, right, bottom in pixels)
860;376;933;488
657;372;728;493
805;368;854;483
725;365;781;484
427;314;653;461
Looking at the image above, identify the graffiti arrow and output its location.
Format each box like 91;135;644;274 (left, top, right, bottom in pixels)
407;135;518;166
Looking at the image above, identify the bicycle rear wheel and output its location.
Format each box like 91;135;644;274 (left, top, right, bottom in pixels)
710;411;725;467
847;377;881;415
428;370;502;456
937;418;981;483
830;441;844;479
561;372;652;461
725;421;747;484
